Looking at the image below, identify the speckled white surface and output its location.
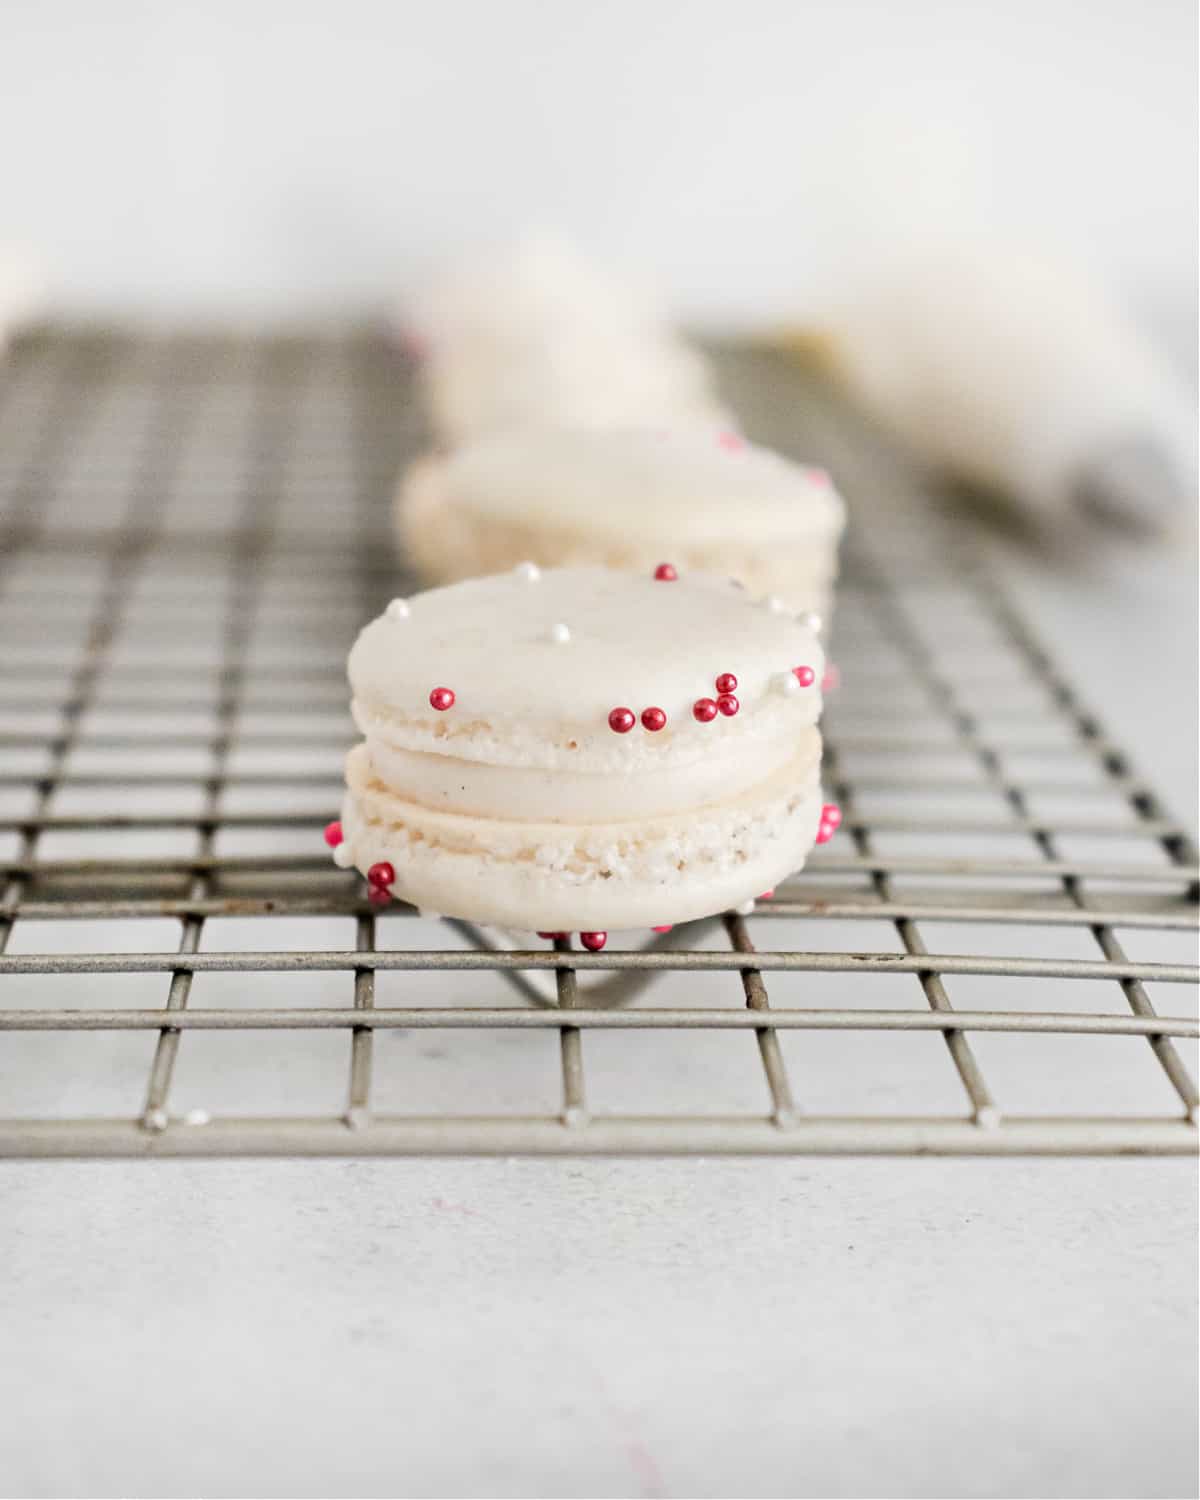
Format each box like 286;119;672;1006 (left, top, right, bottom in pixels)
0;544;1195;1500
0;1157;1196;1500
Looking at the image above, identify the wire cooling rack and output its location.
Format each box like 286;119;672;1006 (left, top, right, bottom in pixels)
0;331;1196;1156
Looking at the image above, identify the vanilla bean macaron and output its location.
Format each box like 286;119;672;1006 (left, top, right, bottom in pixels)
397;427;845;624
328;566;837;940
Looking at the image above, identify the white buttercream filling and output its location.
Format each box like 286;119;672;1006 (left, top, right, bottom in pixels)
366;729;797;823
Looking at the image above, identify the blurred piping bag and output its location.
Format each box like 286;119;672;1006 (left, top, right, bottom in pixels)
779;242;1196;539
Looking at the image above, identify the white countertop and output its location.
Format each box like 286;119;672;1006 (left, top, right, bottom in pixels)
2;542;1196;1500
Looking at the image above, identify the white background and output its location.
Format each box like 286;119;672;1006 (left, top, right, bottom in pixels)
2;0;1196;325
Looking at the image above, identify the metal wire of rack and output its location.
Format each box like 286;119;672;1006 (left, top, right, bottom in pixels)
0;330;1196;1156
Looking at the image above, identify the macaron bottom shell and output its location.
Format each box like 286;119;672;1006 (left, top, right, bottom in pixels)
335;741;825;931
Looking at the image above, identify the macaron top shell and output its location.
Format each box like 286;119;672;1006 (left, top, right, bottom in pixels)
349;566;824;774
438;427;845;546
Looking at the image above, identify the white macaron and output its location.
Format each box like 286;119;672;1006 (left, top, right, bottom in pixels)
398;426;845;623
405;232;730;443
328;566;838;940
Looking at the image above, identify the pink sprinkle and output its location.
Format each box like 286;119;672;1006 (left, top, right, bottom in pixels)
652;924;673;933
815;804;841;845
793;665;816;688
758;889;774;900
822;665;840;693
718;430;745;452
323;820;343;848
808;466;831;485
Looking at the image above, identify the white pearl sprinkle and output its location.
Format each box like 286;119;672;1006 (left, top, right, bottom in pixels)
143;1107;168;1132
184;1108;211;1127
799;610;823;634
332;842;356;868
776;671;802;696
514;561;541;581
386;598;411;621
549;622;571;644
764;595;787;614
734;898;756;915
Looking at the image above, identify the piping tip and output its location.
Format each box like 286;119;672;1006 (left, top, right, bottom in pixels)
1070;437;1196;540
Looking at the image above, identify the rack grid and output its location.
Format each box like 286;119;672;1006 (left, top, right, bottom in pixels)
0;330;1196;1156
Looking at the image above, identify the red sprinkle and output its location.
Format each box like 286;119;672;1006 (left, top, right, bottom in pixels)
608;707;636;734
759;889;775;900
714;672;738;695
815;805;841;845
579;931;608;951
429;686;455;711
368;885;392;907
641;706;667;732
653;563;678;581
537;931;567;940
692;697;718;723
793;666;816;687
652;924;673;933
367;861;395;888
716;693;739;717
323;820;344;848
